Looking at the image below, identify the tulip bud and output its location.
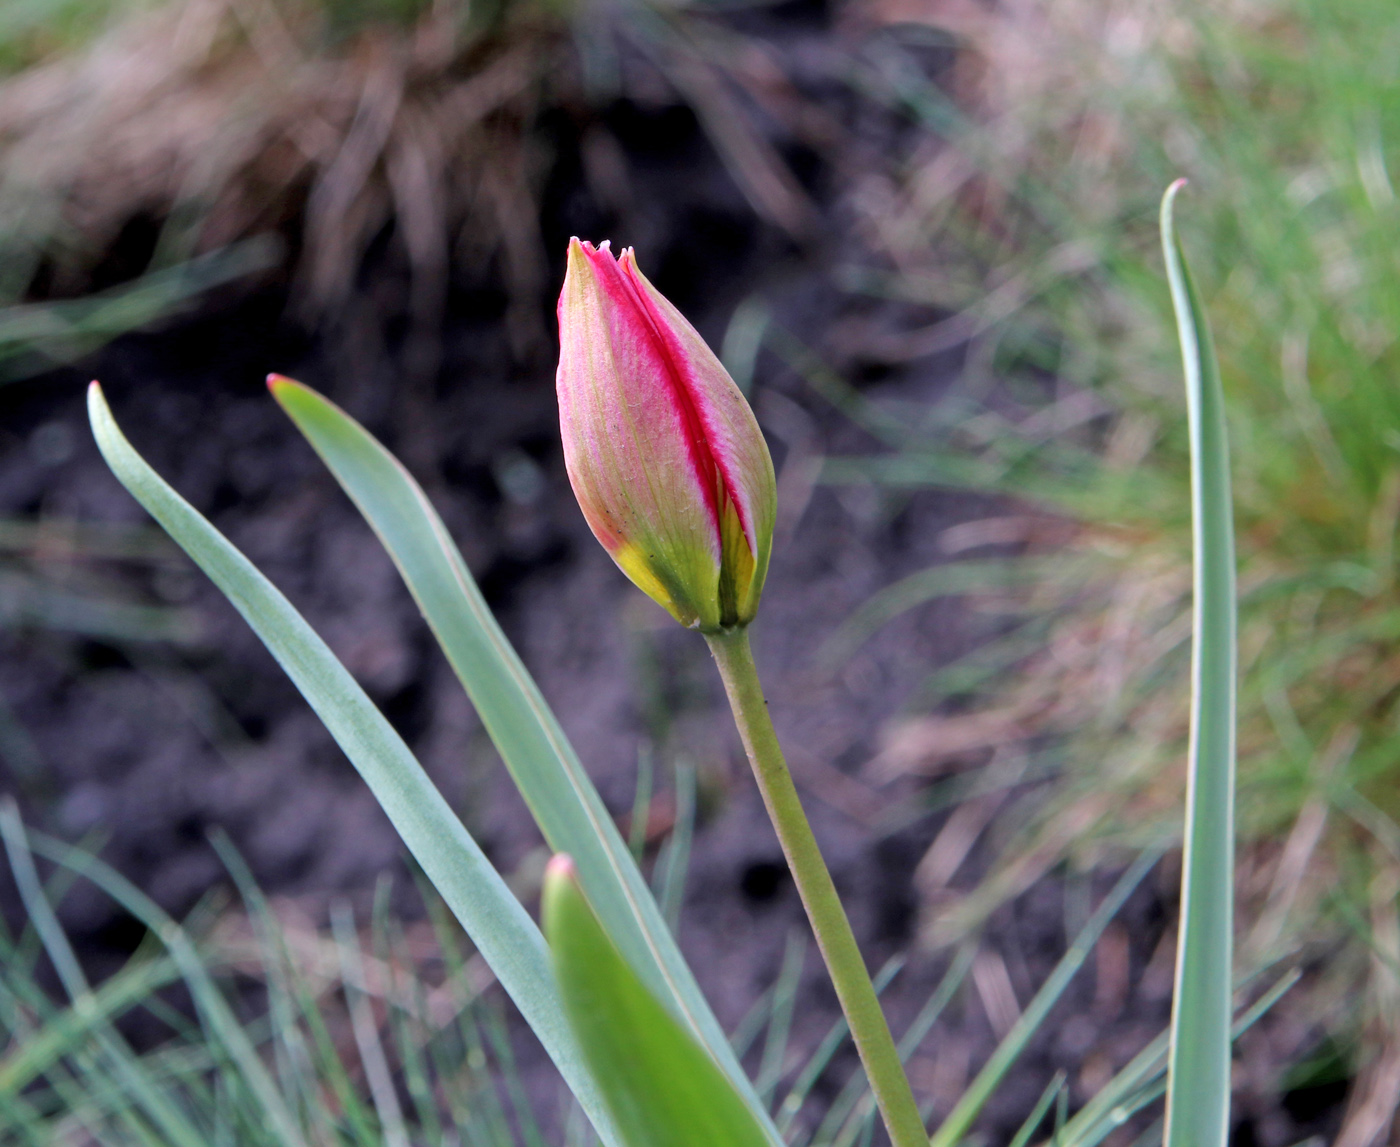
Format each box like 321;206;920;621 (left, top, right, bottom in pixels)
556;238;777;632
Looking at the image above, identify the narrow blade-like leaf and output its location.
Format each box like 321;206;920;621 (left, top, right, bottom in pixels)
86;382;622;1147
1160;179;1238;1147
268;376;779;1140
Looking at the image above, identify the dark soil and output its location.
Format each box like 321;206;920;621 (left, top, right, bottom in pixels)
0;8;1342;1146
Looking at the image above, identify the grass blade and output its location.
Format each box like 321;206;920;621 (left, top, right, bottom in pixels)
756;931;805;1106
928;850;1161;1147
268;376;780;1142
86;381;622;1147
812;945;974;1147
0;800;210;1147
1060;968;1299;1147
654;757;695;935
775;955;903;1136
1008;1071;1065;1147
0;951;183;1096
332;903;410;1147
1160;180;1237;1147
627;747;654;863
484;999;549;1147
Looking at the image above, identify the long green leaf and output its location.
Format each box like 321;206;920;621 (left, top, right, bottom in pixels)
1160;179;1237;1147
86;382;622;1147
1062;968;1298;1147
543;855;771;1147
268;376;780;1141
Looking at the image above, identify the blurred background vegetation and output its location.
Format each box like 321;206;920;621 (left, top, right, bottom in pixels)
824;0;1400;1120
4;0;1400;1140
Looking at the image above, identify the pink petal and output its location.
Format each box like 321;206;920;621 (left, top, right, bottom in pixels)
556;239;723;567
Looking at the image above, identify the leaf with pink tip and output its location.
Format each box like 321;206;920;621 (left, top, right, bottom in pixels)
266;375;783;1146
544;855;773;1147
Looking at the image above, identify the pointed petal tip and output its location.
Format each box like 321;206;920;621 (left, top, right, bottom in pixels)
566;237;604;277
568;237;618;267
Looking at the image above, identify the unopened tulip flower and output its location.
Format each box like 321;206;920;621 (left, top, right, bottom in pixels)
556;239;776;632
558;241;928;1147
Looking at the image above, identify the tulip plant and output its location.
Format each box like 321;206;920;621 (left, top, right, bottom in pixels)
83;184;1247;1147
555;237;925;1146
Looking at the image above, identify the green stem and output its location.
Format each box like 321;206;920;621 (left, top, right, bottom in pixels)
705;628;927;1147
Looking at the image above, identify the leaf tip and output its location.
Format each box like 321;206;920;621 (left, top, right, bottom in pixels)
542;853;584;931
1161;178;1189;224
545;852;579;886
87;380;113;432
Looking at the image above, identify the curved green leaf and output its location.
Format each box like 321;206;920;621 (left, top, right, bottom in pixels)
268;375;779;1142
543;855;771;1147
1160;179;1237;1147
86;382;623;1147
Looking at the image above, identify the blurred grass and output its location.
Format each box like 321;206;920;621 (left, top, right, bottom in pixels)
0;0;564;350
0;792;934;1146
824;0;1400;1107
0;804;539;1146
0;0;161;76
1;796;1285;1147
0;509;200;626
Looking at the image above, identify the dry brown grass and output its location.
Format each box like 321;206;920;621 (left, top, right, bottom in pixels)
0;0;567;350
0;0;822;339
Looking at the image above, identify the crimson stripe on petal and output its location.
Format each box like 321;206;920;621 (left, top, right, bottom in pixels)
580;241;724;538
618;250;756;552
